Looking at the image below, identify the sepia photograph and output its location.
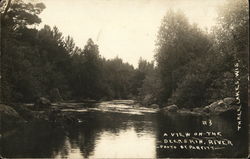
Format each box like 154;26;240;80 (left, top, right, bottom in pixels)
0;0;249;158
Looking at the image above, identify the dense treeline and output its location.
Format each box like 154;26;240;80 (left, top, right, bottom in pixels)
0;0;248;108
143;0;248;108
0;0;136;102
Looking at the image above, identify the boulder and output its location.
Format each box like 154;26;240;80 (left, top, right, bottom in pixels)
34;97;51;110
208;100;223;108
223;97;236;105
204;98;238;115
0;104;23;123
150;104;159;109
204;107;210;113
162;104;178;113
12;104;35;120
204;100;224;112
141;94;155;106
159;97;237;117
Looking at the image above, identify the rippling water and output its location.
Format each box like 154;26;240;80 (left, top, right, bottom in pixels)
0;100;247;158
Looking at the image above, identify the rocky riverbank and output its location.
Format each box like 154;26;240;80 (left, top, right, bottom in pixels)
0;97;238;128
160;97;238;117
0;97;82;128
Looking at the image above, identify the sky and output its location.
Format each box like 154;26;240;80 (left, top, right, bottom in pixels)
35;0;226;67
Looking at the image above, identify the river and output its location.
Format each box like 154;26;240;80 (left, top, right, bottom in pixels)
0;100;247;158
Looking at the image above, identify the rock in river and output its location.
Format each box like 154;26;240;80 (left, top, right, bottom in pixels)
34;97;51;110
160;97;237;117
162;104;178;113
0;104;23;123
223;97;236;105
150;104;159;109
204;97;238;115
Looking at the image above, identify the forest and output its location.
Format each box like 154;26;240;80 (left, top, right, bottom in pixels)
0;0;248;108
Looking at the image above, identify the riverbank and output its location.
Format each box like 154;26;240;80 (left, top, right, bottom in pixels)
0;102;81;129
0;97;238;129
159;97;238;117
0;99;140;128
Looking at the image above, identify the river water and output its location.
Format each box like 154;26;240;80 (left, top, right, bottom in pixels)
0;100;247;158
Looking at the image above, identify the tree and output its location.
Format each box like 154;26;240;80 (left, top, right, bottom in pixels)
138;66;162;106
155;10;211;105
64;36;75;55
213;0;249;106
1;0;45;28
130;58;154;97
102;57;134;99
1;0;46;102
70;39;103;99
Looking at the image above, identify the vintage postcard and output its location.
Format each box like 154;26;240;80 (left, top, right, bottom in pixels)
0;0;249;158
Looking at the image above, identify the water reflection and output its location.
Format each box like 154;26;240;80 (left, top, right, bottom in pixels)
54;127;156;158
1;110;157;158
0;101;246;158
1;123;66;158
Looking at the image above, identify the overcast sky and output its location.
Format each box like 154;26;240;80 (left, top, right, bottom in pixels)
37;0;226;67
